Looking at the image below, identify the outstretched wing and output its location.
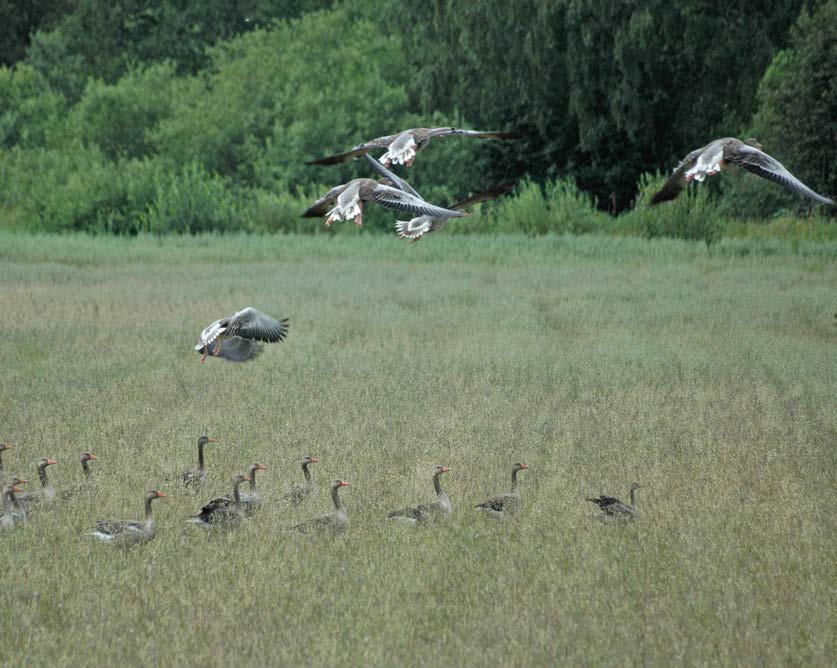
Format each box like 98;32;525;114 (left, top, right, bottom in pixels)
301;184;348;218
367;185;468;219
195;317;227;351
726;145;834;205
427;127;526;141
363;154;422;199
305;134;398;166
231;308;289;343
451;182;516;210
649;147;705;204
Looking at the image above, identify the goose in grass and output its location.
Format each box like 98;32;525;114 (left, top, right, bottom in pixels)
651;138;834;206
0;443;11;477
196;307;289;363
387;465;452;525
88;490;166;543
282;456;319;506
363;154;514;242
302;177;466;228
59;452;99;501
192;464;267;518
1;482;27;531
306;126;524;168
14;457;58;511
180;435;220;490
475;463;529;517
291;479;350;533
586;482;642;521
186;473;251;528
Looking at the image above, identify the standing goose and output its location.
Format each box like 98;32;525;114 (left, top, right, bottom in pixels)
186;473;251;527
291;479;350;533
363;154;514;242
15;457;58;510
475;463;529;517
1;482;27;531
651;138;834;206
306;127;524;168
88;490;166;543
0;443;11;476
180;435;218;489
388;465;452;525
586;482;642;521
302;177;466;228
196;307;289;363
282;456;319;506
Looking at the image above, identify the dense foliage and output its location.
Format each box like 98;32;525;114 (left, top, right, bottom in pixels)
0;0;833;239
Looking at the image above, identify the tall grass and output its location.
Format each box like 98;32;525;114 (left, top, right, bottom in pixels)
0;233;833;666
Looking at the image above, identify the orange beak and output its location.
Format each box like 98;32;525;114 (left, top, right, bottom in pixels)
520;463;529;470
157;491;167;499
243;476;251;482
207;438;217;443
310;457;319;463
258;464;266;470
89;454;98;460
340;481;350;487
47;459;58;466
441;467;451;473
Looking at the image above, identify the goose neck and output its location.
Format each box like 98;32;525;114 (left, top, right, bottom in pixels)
81;459;91;478
302;462;313;483
331;485;344;511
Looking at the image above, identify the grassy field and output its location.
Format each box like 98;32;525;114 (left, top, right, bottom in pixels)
0;232;833;666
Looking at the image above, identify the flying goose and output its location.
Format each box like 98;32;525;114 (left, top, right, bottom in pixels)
187;473;251;527
291;479;350;533
282;456;319;506
88;490;166;543
302;177;466;228
475;463;529;517
363;154;514;241
306;127;524;168
586;482;642;520
387;465;452;525
180;435;219;489
196;307;289;363
651;138;834;206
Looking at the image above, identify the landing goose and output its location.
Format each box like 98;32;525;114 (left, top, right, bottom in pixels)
651;138;833;205
586;482;642;520
291;479;350;533
306;127;524;168
88;490;166;543
196;307;289;363
475;463;529;517
388;465;452;525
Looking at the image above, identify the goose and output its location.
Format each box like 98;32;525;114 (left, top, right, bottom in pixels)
1;482;26;531
475;463;529;517
282;456;319;506
306;127;524;168
302;177;466;228
186;473;251;527
196;307;289;363
363;154;514;241
651;138;834;206
14;457;58;510
291;479;350;533
388;465;452;525
586;482;642;520
88;490;166;543
80;452;98;478
196;464;266;517
180;435;218;489
0;443;11;476
59;452;99;501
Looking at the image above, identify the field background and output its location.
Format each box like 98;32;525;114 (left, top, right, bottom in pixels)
0;232;834;666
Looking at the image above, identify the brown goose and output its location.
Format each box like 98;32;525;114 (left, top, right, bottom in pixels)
1;482;26;531
88;490;166;543
198;464;266;517
282;456;319;506
196;307;289;363
475;463;529;517
388;465;452;525
59;452;99;501
586;482;642;521
0;443;11;476
180;435;218;489
363;153;514;241
187;473;251;527
302;177;466;228
306;127;524;168
651;138;834;206
15;457;58;510
291;479;350;533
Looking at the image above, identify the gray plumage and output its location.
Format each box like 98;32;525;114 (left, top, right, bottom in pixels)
88;490;166;543
475;463;528;517
186;473;251;528
387;465;452;525
586;482;642;521
282;456;319;506
291;479;350;533
196;307;289;363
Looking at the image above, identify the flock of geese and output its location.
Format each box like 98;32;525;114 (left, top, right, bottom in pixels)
0;439;641;543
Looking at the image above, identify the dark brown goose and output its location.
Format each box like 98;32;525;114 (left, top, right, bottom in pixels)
306;127;524;168
180;435;218;489
1;482;26;531
88;490;166;543
291;479;350;533
282;456;319;506
475;463;529;517
302;177;466;228
187;473;251;527
586;482;642;520
388;465;452;525
15;457;58;510
196;307;289;363
651;138;834;206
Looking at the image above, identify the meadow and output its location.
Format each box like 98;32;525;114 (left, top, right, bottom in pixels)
0;231;834;666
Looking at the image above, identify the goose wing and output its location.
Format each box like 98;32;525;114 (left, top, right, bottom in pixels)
301;184;349;217
476;494;510;512
725;144;834;205
367;185;467;219
305;133;398;166
200;337;264;363
363;155;422;199
195;317;227;351
451;182;516;210
649;147;705;204
426;127;526;141
229;308;289;343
